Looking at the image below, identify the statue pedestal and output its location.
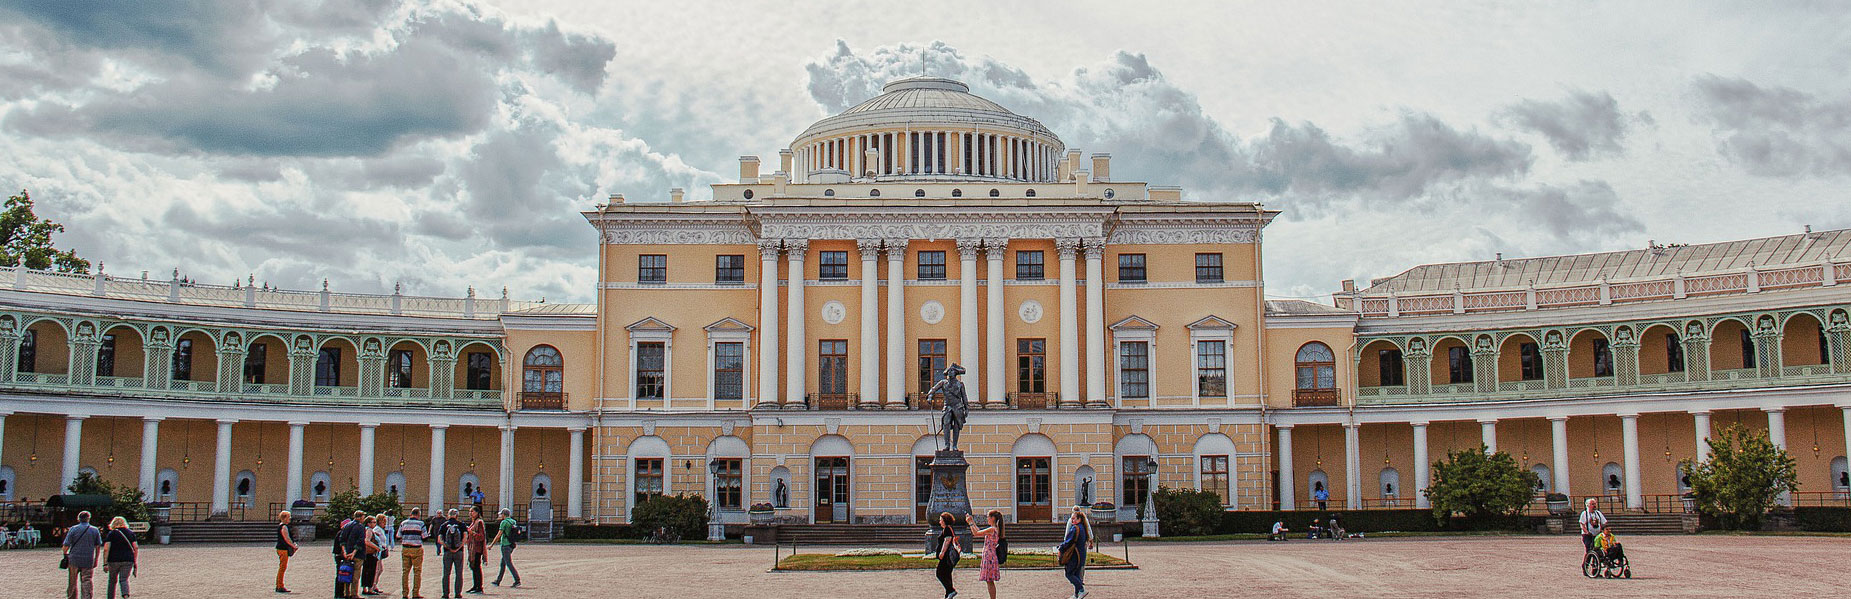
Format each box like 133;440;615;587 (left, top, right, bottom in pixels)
922;449;974;555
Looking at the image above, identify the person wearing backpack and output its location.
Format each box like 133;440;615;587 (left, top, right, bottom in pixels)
437;509;467;599
489;508;521;588
966;510;1005;599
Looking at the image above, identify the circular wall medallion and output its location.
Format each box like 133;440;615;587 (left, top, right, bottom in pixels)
1018;299;1044;324
920;300;945;324
820;300;847;325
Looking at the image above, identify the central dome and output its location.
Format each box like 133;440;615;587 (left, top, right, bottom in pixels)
791;77;1064;183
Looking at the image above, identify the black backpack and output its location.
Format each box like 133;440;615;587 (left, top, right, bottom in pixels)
439;520;464;548
996;532;1009;565
511;522;528;543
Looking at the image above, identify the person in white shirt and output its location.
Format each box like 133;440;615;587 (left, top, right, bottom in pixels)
1578;498;1607;553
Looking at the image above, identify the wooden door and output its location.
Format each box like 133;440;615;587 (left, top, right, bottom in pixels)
1015;457;1052;522
814;457;850;523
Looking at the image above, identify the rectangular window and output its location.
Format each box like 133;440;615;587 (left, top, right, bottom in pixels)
1665;333;1685;373
1015;457;1051;506
172;338;193;381
387;348;414;388
1740;328;1756;368
638;254;667;284
635;342;665;399
634;458;664;506
1195;253;1224;283
915;457;934;513
1117;253;1146;282
713;342;744;400
715;254;745;284
1015;250;1045;280
96;333;115;377
1123;456;1153;508
1519;342;1543;380
1197;340;1228;397
16;329;35;373
1592;338;1613;377
1377;349;1405;386
1201;455;1230;505
818;340;848;394
818;251;849;280
713;458;743;510
917;251;946;280
243;343;267;384
917;339;947;394
466;352;493;390
1447;346;1473;384
1119;341;1149;399
1016;338;1046;394
315;347;341;387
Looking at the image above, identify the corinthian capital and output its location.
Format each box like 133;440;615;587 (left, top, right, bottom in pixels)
1055;237;1082;258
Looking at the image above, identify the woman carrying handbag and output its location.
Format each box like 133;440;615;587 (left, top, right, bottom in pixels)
1056;507;1093;599
103;517;138;599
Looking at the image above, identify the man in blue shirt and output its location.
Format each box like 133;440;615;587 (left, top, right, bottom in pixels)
62;510;104;599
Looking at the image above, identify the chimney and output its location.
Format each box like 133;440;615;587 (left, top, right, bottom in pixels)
1091;153;1111;182
739;155;760;183
669;188;685;203
779;149;793;175
1065;149;1082;181
773;172;788;195
608;193;625;204
1073;169;1090;195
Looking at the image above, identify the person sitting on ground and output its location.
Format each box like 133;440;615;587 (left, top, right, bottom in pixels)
1328;513;1345;539
1594;526;1624;564
1306;519;1324;540
1269;521;1289;542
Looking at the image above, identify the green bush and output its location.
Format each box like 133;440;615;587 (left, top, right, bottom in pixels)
1151;486;1224;537
631;494;709;540
1423;446;1541;523
317;486;403;530
1792;507;1851;532
65;471;150;524
1680;424;1799;530
560;524;645;539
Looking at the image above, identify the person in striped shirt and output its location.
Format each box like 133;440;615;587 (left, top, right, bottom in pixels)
398;508;429;599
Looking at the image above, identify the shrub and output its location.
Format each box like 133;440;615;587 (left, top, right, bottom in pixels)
1423;445;1541;523
560;524;644;539
1792;507;1851;532
1680;424;1799;530
631;494;710;540
65;471;150;524
318;486;403;530
1151;486;1223;537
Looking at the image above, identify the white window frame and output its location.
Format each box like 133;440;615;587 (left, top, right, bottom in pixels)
1187;316;1236;406
1109;315;1159;407
625;318;676;405
703;318;755;409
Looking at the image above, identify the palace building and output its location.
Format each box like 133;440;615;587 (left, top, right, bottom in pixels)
1;77;1847;532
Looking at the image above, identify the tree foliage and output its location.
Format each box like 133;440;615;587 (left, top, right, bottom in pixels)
631;494;709;540
1679;424;1799;530
65;471;150;523
2;190;88;273
318;486;404;529
1422;445;1540;522
1152;486;1224;536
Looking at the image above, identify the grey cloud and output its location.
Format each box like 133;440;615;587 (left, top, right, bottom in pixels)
1498;90;1647;161
1482;180;1643;240
1246;114;1533;206
1693;75;1851;177
161;199;404;266
0;0;279;76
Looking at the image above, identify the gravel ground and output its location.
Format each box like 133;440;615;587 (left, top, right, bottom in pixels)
1;534;1842;598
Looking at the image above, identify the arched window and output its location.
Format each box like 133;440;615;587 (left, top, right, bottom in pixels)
1025;189;1037;197
521;346;564;409
869;189;880;197
951;189;962;198
914;189;926;197
823;189;835;197
1293;342;1338;406
988;188;1000;197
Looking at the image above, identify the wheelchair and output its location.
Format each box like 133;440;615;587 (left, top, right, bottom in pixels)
1581;546;1631;579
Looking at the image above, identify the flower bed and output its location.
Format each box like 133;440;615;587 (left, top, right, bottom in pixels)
775;552;1132;571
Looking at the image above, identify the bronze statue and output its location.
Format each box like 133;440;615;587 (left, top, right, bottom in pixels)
925;364;969;451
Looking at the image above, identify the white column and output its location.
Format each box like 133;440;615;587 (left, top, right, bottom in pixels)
1691;411;1712;463
1620;414;1641;510
1083;241;1106;407
286;421;306;502
1411;422;1431;509
957;240;982;402
61;415;84;493
1479;419;1498;454
1056;238;1081;407
1765;408;1788;505
0;413;6;484
212;419;235;517
139;417;162;495
1550;417;1572;497
985;241;1007;406
358;423;378;495
498;425;516;508
885;239;909;405
784;240;809;405
857;240;882;407
757;241;782;407
1842;406;1851;486
1343;423;1361;508
567;427;586;519
428;424;448;513
1277;425;1296;510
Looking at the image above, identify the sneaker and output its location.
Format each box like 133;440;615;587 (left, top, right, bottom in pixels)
1078;592;1088;599
491;581;501;587
511;582;521;588
275;589;289;594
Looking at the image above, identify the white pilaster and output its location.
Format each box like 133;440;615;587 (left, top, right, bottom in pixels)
358;423;377;496
1056;238;1081;407
885;239;909;405
1083;241;1107;407
1411;422;1431;509
1277;425;1295;510
139;417;162;495
498;425;516;508
212;419;235;516
1620;414;1641;510
0;413;6;485
1550;417;1572;497
568;427;586;519
1765;408;1788;505
286;421;306;502
428;424;447;513
757;241;782;408
1479;419;1498;454
1343;423;1361;508
784;239;809;405
957;240;982;402
985;241;1007;406
62;415;84;493
1691;411;1712;463
857;240;882;407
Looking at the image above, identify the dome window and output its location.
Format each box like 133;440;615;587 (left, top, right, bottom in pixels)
914;189;926;198
743;189;754;200
989;189;1000;197
1025;189;1037;198
823;189;835;197
870;189;881;197
951;189;963;198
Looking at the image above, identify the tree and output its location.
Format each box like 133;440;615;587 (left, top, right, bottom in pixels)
1151;486;1224;537
1422;445;1541;523
318;486;404;530
630;494;709;541
65;471;150;524
2;189;89;273
1679;424;1798;530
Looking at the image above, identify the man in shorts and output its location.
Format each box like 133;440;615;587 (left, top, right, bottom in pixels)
1578;498;1607;552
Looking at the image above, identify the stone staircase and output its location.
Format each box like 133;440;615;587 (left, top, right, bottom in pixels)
1604;513;1687;535
771;522;1072;547
169;520;280;544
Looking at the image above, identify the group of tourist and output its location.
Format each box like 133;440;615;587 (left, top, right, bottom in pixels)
272;505;521;597
932;506;1095;599
59;510;139;599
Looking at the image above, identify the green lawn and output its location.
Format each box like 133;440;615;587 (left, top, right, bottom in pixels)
775;552;1131;571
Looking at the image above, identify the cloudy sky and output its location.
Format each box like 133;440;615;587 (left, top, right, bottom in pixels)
2;0;1848;303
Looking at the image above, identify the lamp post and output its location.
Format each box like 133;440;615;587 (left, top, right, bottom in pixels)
707;459;726;541
1142;456;1161;538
